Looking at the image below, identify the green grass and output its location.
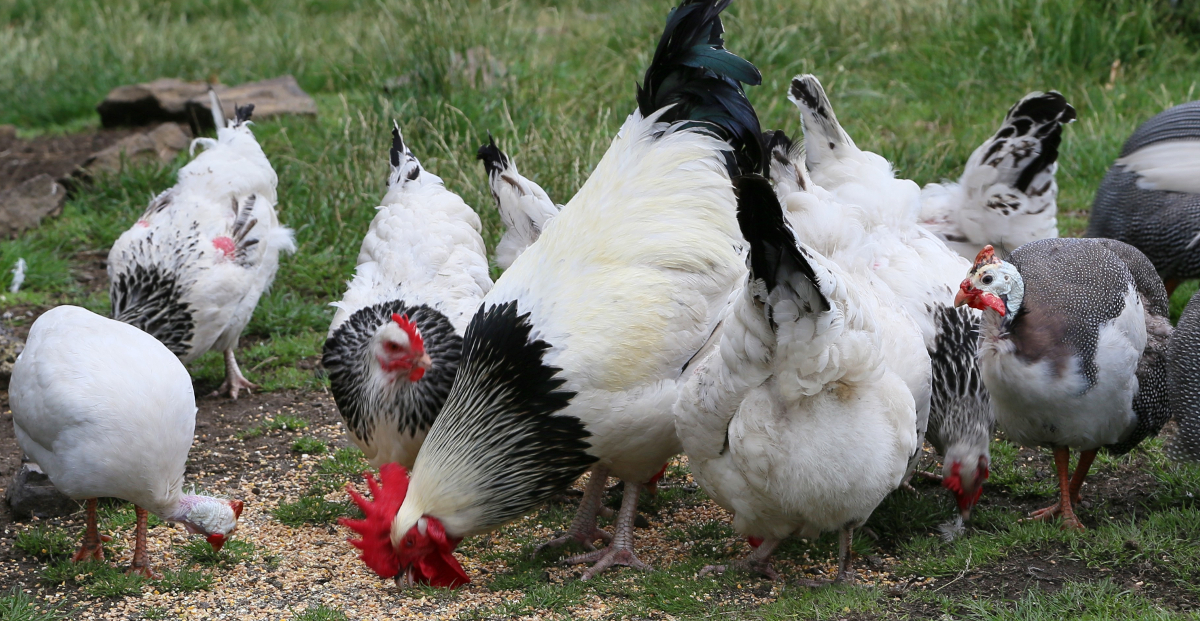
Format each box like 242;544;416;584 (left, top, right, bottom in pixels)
291;436;328;454
178;538;257;568
13;526;76;560
291;606;350;621
237;413;310;439
272;446;369;526
0;587;65;621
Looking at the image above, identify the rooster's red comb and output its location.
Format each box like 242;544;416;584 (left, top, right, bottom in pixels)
391;313;425;353
340;463;409;578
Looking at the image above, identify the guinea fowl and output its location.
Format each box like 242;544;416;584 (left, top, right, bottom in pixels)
675;174;921;584
786;76;993;518
1165;291;1200;463
476;136;561;270
10;306;243;578
322;124;492;469
340;0;760;586
1086;100;1200;296
108;91;295;399
956;239;1172;529
920;92;1076;259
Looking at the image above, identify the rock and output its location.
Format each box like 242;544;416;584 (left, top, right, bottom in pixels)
0;174;66;238
81;123;191;174
0;125;15;141
97;75;316;132
5;461;80;519
184;75;317;132
0;324;22;390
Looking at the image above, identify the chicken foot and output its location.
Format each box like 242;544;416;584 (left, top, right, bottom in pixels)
565;480;650;580
798;527;858;586
211;348;257;400
699;537;781;580
1026;446;1093;531
127;506;161;579
71;498;112;563
533;466;612;557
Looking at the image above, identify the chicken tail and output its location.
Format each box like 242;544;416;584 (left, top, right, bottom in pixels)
975;91;1075;194
734;174;828;315
387;121;423;188
637;0;765;176
788;74;856;174
763;129;811;199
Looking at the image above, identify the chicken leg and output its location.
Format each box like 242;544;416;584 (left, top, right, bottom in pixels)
1027;446;1087;530
127;506;160;579
699;537;781;580
212;348;257;399
798;527;858;587
71;499;112;563
565;479;650;580
533;466;612;557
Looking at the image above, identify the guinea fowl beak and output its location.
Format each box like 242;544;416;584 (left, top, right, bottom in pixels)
954;280;974;307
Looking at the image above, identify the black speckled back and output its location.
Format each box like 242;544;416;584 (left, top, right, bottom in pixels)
1166;292;1200;462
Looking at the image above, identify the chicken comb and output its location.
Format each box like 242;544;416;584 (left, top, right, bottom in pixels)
340;463;409;578
391;313;425;354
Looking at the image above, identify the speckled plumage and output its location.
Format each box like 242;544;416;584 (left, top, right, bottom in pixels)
1087;101;1200;285
1166;291;1200;462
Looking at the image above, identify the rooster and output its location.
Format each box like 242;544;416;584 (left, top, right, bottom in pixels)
340;0;762;586
322;124;492;470
676;175;922;583
108;90;295;399
921;92;1076;259
786;76;993;519
476;136;561;270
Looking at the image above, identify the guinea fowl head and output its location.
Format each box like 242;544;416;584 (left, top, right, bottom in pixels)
955;245;1024;318
341;464;468;588
374;314;432;382
941;450;990;520
180;497;243;552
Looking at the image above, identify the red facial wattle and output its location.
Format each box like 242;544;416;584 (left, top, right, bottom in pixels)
942;461;988;512
955;279;1006;317
206;533;226;552
399;518;468;588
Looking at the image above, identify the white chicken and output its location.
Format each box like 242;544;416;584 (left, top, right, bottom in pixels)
10;306;243;578
675;175;921;583
920;91;1076;259
322;124;492;470
476;136;561;270
339;0;761;586
108;91;295;399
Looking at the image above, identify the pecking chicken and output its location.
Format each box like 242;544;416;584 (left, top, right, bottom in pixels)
10;306;243;578
786;76;993;519
340;0;762;586
108;90;295;399
322;124;492;470
956;240;1172;529
476;136;561;270
675;174;922;583
920;92;1076;259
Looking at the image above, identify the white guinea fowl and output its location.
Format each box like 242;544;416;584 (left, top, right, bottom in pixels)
921;92;1076;259
476;136;561;270
10;306;243;578
675;175;921;584
107;90;295;399
323;123;493;470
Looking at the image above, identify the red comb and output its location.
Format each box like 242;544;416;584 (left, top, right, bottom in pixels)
391;314;425;353
340;463;409;578
972;245;996;269
229;499;244;519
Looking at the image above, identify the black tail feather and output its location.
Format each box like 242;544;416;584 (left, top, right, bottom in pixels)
734;175;829;313
234;103;254;125
476;133;511;177
995;91;1076;193
637;0;765;176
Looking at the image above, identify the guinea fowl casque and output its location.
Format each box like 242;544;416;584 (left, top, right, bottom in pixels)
920;92;1076;259
1165;291;1200;463
9;306;243;578
956;239;1173;529
1086;100;1200;296
339;0;762;586
476;136;561;270
674;172;922;584
107;91;295;399
322;124;492;470
785;75;993;519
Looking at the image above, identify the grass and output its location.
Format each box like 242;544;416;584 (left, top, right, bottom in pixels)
0;587;65;621
178;538;257;568
291;436;328;454
13;526;75;560
292;606;351;621
272;446;369;526
237;413;310;439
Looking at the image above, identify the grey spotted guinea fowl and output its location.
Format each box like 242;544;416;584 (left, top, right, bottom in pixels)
955;238;1172;530
1166;292;1200;463
1086;100;1200;296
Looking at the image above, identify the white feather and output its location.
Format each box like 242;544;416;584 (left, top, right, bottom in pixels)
1116;140;1200;194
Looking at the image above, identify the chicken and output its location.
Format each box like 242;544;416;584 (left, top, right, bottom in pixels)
108;90;295;399
1086;100;1200;296
476;136;560;270
920;92;1076;259
675;175;921;584
340;0;762;586
1167;290;1200;463
322;124;492;470
9;306;243;578
786;76;992;518
956;240;1172;529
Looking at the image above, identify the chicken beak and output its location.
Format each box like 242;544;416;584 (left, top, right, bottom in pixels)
954;280;973;307
417;353;433;370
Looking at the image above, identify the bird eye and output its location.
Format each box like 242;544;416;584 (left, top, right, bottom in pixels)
981;274;994;285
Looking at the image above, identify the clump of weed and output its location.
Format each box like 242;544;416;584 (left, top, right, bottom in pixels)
14;525;76;559
292;436;327;454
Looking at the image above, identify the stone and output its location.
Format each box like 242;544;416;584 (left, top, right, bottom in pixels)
5;461;80;519
0;174;66;238
0;324;21;390
0;125;15;141
81;122;191;174
97;75;317;132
